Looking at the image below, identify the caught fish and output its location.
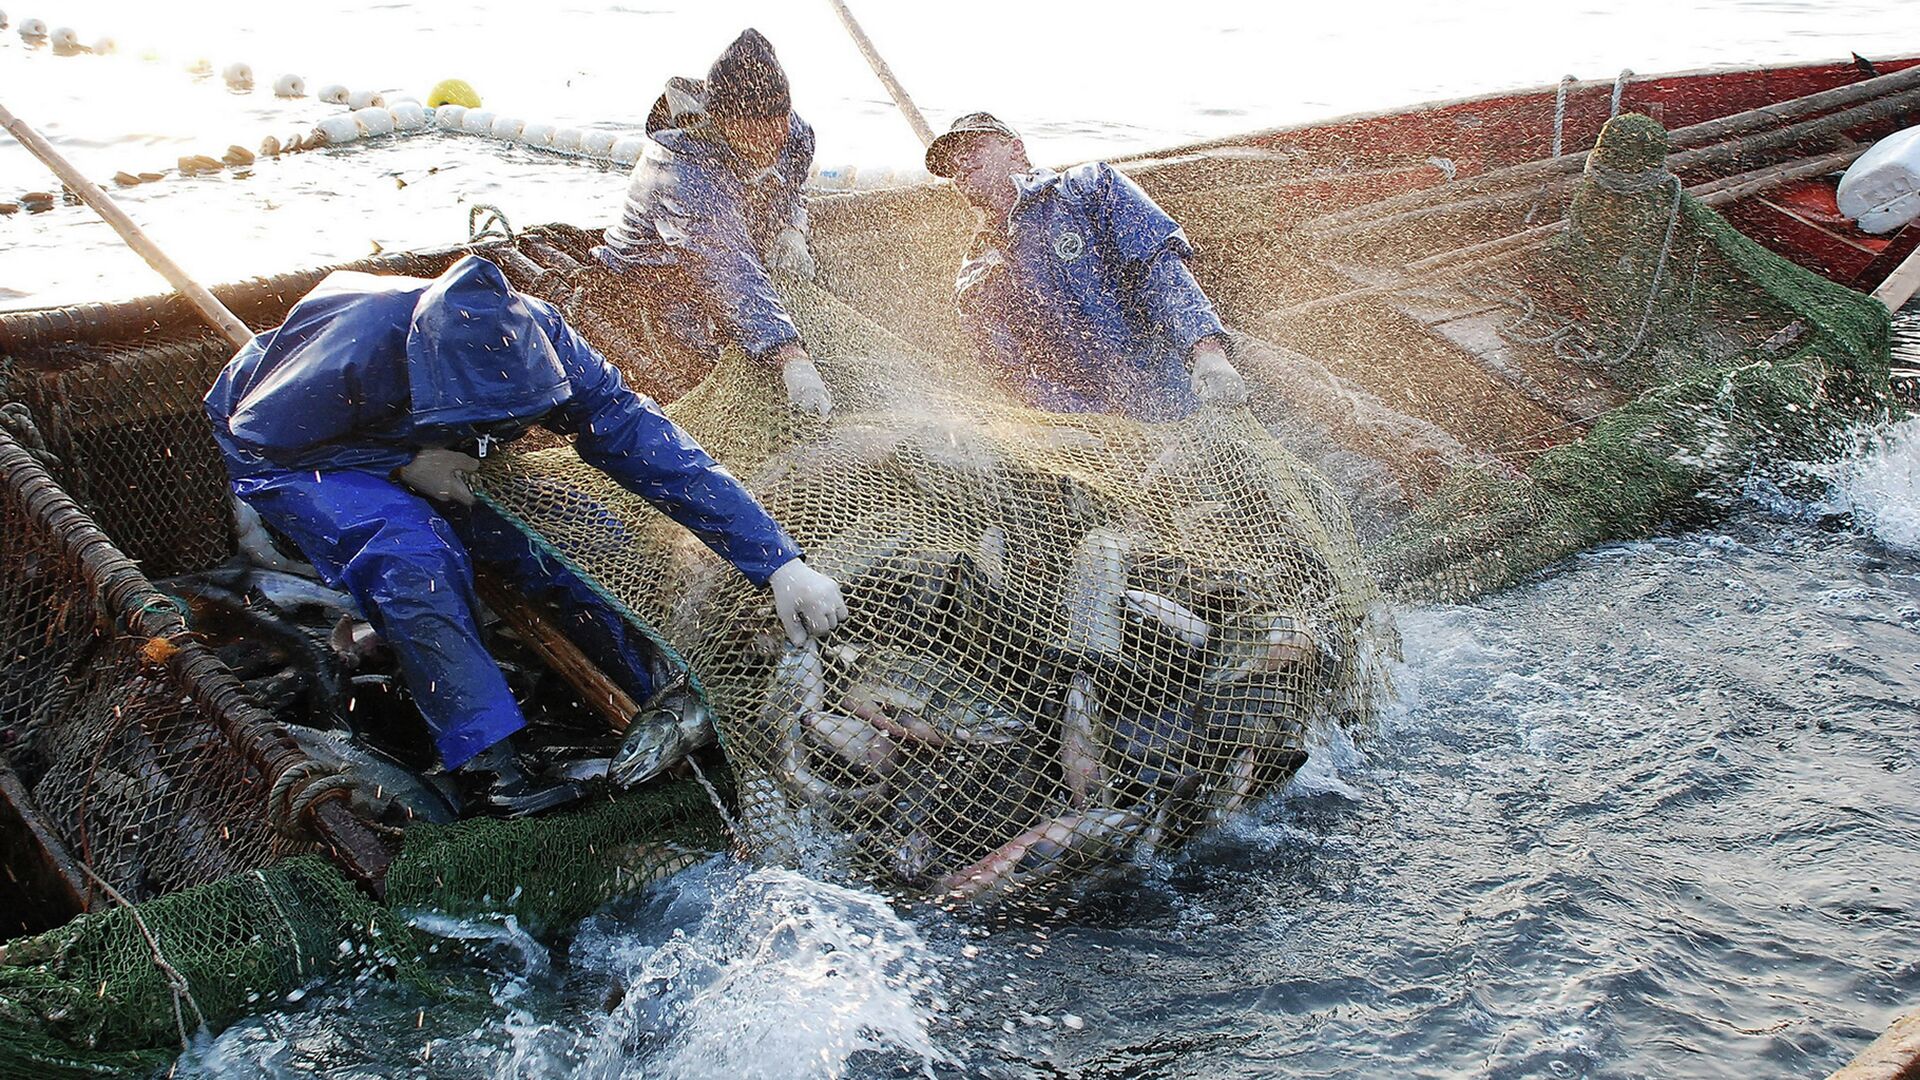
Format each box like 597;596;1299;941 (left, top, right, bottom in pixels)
764;644;884;808
1206;611;1317;685
612;680;714;788
1061;671;1106;808
238;568;362;621
1063;527;1130;658
1212;746;1310;825
936;808;1149;906
1199;680;1309;823
282;723;461;824
1122;588;1210;648
803;709;900;776
841;647;1026;748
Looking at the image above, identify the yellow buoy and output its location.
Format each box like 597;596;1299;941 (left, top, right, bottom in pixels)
426;78;481;109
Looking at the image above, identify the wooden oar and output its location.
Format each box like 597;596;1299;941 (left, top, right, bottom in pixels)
0;100;253;348
823;0;935;148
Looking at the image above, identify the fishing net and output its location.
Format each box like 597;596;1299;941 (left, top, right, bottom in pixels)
1369;115;1897;599
383;781;724;934
477;276;1386;905
0;855;417;1080
0;785;725;1078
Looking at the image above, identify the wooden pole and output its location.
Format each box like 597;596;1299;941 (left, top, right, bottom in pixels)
473;574;640;732
1871;244;1920;313
823;0;936;148
1268;147;1880;321
1303;62;1920;236
0;101;253;348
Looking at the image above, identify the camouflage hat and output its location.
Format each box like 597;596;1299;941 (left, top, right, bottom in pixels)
925;112;1021;178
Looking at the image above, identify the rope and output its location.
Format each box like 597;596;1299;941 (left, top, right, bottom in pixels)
1552;74;1578;158
268;758;353;838
74;862;209;1053
1611;69;1635;118
0;401;61;471
251;869;306;978
1600;175;1687;366
467;204;516;244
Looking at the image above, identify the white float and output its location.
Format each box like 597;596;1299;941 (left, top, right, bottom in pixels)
353;106;395;137
434;104;469;130
609;135;646;165
314;113;361;145
18;17;46;40
461;109;498;135
550;128;584;154
90;35;116;55
1839;126;1920;235
519;122;556;147
222;62;253;90
489;115;526;141
581;130;617;158
48;25;77;52
347;88;385;110
273;73;305;98
317;84;349;104
389;102;427;131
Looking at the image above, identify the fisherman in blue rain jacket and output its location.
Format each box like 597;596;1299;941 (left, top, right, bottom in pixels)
588;29;833;415
924;113;1249;421
205;255;847;816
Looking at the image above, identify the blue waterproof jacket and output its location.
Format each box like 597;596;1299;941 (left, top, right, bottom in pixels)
592;78;815;359
207;256;802;585
955;164;1225;422
205;257;803;768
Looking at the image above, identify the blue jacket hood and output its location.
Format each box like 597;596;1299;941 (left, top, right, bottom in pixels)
405;255;570;431
215;256;570;457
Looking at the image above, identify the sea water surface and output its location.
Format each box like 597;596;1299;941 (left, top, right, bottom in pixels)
4;2;1920;1077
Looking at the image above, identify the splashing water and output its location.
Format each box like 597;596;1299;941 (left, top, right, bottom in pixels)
1823;418;1920;554
564;860;947;1079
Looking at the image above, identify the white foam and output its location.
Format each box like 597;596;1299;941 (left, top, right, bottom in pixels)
578;862;947;1078
1824;417;1920;553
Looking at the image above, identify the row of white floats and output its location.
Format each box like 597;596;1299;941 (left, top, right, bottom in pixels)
314;102;653;166
4;9;928;185
314;102;934;186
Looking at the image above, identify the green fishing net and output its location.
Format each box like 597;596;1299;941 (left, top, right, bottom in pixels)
1373;114;1896;599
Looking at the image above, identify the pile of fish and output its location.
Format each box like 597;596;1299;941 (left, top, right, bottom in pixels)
598;483;1357;907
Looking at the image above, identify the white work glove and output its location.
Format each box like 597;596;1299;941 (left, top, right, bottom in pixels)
766;225;818;281
395;448;479;506
779;347;834;418
1190;339;1248;407
768;558;848;645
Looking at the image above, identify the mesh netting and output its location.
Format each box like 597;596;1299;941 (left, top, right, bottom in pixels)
478;276;1387;905
0;855;418;1080
0;790;726;1077
25;633;311;901
384;781;724;934
1371;115;1897;599
4;339;237;578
